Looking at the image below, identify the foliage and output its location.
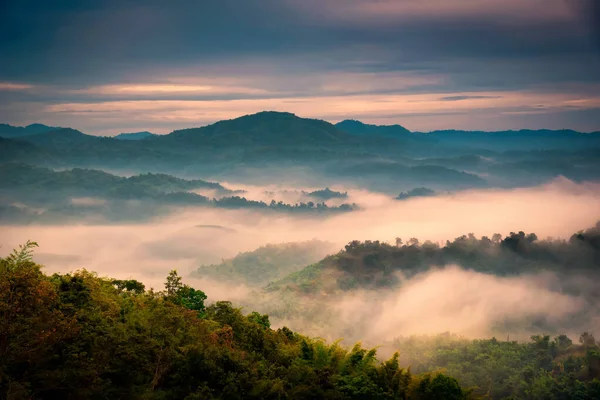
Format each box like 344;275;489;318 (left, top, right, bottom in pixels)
394;333;600;399
3;240;38;268
269;223;600;293
0;243;468;399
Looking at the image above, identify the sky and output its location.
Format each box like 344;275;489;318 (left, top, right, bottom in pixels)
1;0;599;135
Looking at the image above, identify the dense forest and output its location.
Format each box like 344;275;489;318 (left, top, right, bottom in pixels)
394;333;600;399
0;242;466;399
3;238;600;399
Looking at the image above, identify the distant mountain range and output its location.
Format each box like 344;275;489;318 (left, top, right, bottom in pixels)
0;123;57;138
1;111;599;190
2;112;598;151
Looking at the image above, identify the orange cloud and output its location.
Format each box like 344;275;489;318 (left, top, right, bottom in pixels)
44;90;600;127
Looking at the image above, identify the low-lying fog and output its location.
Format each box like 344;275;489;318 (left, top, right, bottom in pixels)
2;177;600;344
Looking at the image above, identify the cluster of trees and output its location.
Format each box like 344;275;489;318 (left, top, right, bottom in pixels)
268;223;600;293
215;196;356;213
0;242;466;399
394;333;600;399
305;188;348;201
395;188;436;201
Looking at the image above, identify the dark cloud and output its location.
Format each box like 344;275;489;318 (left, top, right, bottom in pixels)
0;0;599;131
1;0;598;84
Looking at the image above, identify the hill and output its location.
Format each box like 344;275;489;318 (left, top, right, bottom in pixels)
336;119;412;137
0;164;357;223
20;128;108;148
422;129;600;151
193;240;336;286
267;224;600;294
114;131;157;140
0;137;57;164
158;111;359;148
0;123;57;138
1;245;465;399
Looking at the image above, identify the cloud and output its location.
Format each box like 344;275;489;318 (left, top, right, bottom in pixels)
0;82;33;91
36;89;600;134
69;83;270;97
439;95;503;101
2;178;600;342
328;266;590;343
2;177;599;283
0;0;599;132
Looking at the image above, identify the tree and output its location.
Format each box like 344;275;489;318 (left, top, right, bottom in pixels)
580;332;596;348
164;270;207;317
178;285;207;317
165;269;183;296
415;373;466;400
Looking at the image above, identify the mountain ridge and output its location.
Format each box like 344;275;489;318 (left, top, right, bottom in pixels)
114;131;157;140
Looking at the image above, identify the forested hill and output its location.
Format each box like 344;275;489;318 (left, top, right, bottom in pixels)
194;240;335;286
0;164;358;223
0;242;467;399
267;223;600;294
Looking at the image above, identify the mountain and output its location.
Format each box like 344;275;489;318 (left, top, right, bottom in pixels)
20;128;106;149
2;112;599;190
114;131;157;140
158;111;357;147
0;163;228;195
0;137;46;162
336;119;412;137
422;129;600;151
0;123;57;138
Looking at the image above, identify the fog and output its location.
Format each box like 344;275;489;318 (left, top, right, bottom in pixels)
327;266;593;342
2;177;600;342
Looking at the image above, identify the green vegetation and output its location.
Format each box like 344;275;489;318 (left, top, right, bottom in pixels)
194;240;335;286
268;223;600;293
0;243;467;399
394;333;600;399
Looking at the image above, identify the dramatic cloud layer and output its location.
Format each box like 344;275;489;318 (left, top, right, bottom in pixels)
0;0;599;133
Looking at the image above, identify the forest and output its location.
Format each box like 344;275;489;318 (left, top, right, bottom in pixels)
1;242;466;400
3;0;600;397
3;224;600;399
